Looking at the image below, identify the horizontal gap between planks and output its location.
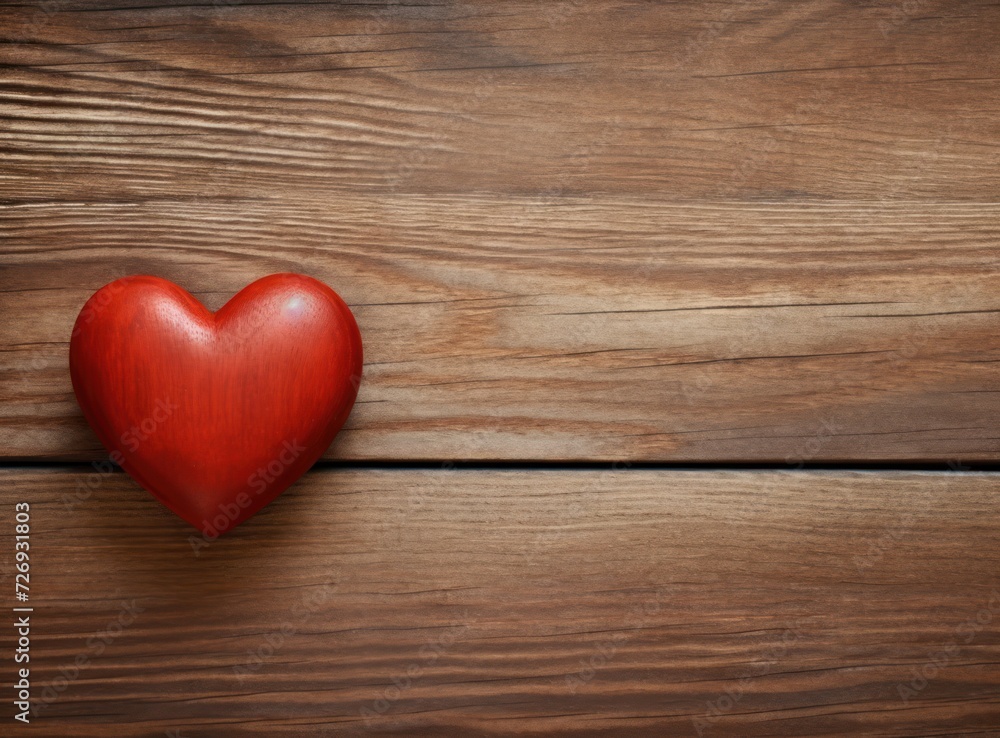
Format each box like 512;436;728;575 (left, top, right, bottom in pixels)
0;460;998;472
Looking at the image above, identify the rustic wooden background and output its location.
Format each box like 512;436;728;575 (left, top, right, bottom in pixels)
1;0;999;736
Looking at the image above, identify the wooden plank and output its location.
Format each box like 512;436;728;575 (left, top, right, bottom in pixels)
1;468;998;735
0;1;998;202
3;196;1000;462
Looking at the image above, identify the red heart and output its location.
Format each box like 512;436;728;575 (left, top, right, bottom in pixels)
69;274;362;538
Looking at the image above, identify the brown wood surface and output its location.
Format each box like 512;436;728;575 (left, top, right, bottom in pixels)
3;0;1000;462
0;0;998;201
2;1;1000;736
5;197;1000;463
2;468;999;737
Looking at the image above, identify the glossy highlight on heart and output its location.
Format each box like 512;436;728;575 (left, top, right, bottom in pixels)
69;274;363;536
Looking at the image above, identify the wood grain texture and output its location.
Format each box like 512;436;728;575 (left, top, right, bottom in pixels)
2;0;1000;462
4;197;1000;462
0;0;998;201
2;3;999;737
1;468;999;736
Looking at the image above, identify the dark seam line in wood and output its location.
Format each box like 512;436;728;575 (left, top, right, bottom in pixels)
1;460;999;472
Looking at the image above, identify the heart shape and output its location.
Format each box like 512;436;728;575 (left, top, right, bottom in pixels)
70;274;362;538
